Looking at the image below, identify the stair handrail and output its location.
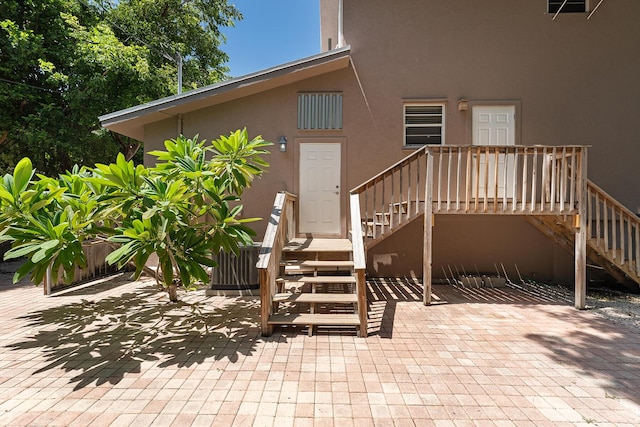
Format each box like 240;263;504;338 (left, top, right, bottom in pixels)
351;145;428;193
586;179;640;280
350;145;432;244
257;191;297;336
587;180;639;222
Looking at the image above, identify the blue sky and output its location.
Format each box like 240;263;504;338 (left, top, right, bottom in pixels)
222;0;321;77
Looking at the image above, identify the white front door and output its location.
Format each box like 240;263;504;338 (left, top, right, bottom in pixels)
472;105;516;198
299;143;341;234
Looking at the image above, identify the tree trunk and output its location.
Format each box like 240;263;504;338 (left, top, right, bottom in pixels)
167;284;178;302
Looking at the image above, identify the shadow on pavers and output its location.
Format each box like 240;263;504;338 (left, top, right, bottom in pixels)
526;307;640;410
7;282;265;390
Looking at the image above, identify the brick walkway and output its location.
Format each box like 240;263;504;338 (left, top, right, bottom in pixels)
0;274;638;426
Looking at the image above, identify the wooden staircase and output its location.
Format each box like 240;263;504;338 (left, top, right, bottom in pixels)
258;193;368;337
526;180;640;292
268;238;362;336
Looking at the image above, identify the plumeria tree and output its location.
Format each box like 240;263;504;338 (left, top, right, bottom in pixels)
0;130;270;301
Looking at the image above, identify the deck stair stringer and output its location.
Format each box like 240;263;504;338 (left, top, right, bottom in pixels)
526;213;640;292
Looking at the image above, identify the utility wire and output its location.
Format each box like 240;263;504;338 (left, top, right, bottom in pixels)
80;0;179;62
82;0;185;93
0;77;60;94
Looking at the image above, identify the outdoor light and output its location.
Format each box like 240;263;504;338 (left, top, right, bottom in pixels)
279;136;288;152
457;99;468;112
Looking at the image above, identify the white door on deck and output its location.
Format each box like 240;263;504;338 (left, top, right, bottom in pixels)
472;105;516;199
299;143;341;234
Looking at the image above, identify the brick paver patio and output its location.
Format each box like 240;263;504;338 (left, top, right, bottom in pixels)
0;274;638;426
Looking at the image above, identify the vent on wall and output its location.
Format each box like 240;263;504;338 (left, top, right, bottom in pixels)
297;92;343;130
548;0;586;13
209;244;260;295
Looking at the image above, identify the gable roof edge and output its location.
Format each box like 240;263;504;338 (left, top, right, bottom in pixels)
99;46;351;140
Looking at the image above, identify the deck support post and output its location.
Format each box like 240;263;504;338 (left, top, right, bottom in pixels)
260;268;274;336
356;269;367;337
423;150;434;305
575;148;588;309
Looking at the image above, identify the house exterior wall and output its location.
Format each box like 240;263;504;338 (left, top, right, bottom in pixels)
143;0;640;283
343;0;640;210
340;0;640;283
142;66;368;238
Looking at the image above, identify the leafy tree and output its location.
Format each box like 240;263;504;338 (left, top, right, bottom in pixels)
0;0;241;176
104;0;241;89
0;130;270;302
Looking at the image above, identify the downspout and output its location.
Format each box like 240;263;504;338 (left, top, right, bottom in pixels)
337;0;344;48
177;113;183;136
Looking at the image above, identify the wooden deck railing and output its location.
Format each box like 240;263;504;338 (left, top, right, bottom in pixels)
349;194;368;337
351;146;430;240
430;145;586;214
258;191;297;336
587;181;640;280
350;145;587;241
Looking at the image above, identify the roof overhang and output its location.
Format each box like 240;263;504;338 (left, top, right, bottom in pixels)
99;46;352;141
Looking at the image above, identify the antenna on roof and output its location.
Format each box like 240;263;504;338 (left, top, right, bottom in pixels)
587;0;606;19
177;53;183;95
337;0;344;48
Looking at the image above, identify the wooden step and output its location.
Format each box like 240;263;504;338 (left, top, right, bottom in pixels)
279;275;356;284
283;238;352;253
283;260;354;274
268;313;360;326
296;276;356;284
273;293;358;304
299;260;354;268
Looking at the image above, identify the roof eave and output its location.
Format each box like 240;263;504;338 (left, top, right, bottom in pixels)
100;46;352;140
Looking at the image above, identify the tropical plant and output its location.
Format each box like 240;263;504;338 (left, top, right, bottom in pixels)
0;130;270;301
0;159;101;286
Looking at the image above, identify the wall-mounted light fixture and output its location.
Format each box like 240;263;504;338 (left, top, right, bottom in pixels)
279;136;288;152
457;99;468;112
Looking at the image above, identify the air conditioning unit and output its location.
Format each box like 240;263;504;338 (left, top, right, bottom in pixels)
207;243;261;296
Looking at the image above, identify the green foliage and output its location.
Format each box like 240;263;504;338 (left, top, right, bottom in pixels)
0;132;270;302
0;159;98;285
0;0;242;176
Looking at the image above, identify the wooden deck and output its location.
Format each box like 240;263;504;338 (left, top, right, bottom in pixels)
350;144;590;308
257;144;640;339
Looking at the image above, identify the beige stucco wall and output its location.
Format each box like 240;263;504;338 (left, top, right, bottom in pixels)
341;0;640;283
344;0;640;210
143;0;640;283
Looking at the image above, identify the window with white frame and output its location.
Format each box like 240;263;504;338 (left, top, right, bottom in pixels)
404;103;445;146
548;0;587;13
